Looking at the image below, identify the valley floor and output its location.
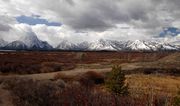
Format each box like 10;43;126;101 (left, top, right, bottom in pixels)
0;51;179;105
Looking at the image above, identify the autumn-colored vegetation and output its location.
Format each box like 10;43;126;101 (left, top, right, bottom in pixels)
2;74;179;106
0;51;179;106
0;51;172;74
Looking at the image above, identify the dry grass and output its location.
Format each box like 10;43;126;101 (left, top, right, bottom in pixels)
159;52;180;63
77;63;112;69
0;51;171;74
121;52;180;75
54;70;180;96
1;51;180;105
126;74;180;96
54;71;180;97
3;77;175;106
53;73;76;81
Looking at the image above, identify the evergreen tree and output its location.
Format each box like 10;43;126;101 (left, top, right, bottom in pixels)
105;65;129;96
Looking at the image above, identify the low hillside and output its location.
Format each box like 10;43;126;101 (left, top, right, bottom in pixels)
121;52;180;75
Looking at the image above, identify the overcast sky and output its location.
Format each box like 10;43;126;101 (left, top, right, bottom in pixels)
0;0;180;46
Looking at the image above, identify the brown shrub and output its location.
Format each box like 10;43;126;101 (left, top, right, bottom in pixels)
54;73;75;81
2;78;66;106
125;67;180;75
0;62;41;74
0;51;172;75
78;71;105;87
41;62;76;73
2;77;174;106
41;62;62;72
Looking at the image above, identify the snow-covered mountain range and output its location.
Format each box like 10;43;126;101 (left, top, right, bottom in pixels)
55;39;180;51
0;35;180;51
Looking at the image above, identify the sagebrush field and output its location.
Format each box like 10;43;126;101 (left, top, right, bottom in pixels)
0;51;180;106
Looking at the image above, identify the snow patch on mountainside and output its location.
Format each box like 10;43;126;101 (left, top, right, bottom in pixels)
88;39;116;51
56;40;77;50
126;40;151;50
55;39;180;51
20;35;53;50
4;41;27;50
1;36;180;51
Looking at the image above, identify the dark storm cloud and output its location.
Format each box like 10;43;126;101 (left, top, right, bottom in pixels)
2;0;180;32
66;0;75;5
66;12;115;31
52;0;145;31
54;0;173;31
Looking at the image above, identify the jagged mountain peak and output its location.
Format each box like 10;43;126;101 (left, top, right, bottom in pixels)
126;40;151;50
4;40;27;50
21;35;40;47
56;40;76;50
20;35;53;50
88;39;116;50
